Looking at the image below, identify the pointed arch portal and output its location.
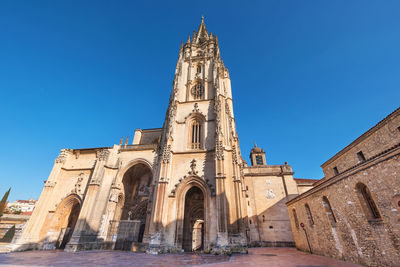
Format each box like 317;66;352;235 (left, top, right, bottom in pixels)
183;186;205;251
108;162;153;250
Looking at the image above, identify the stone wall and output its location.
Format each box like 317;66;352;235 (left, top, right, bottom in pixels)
287;144;400;266
244;164;307;247
322;108;400;179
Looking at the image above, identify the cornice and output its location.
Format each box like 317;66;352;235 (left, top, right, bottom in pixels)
172;149;215;155
287;143;400;206
321;107;400;168
61;167;93;171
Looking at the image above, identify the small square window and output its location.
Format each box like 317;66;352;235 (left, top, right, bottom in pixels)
357;151;366;163
333;167;339;175
255;155;263;165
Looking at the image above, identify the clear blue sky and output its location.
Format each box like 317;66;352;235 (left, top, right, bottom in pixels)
1;1;399;201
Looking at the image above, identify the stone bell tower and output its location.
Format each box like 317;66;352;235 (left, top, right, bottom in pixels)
147;17;248;253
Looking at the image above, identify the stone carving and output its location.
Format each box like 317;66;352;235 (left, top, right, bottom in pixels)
128;210;133;220
215;141;224;160
138;185;150;196
165;100;178;138
225;103;231;116
232;146;238;164
71;173;84;195
188;159;198;175
55;149;72;164
169;174;215;198
109;192;117;203
162;145;171;163
266;189;275;199
193;103;200;113
44;180;56;187
97;149;110;161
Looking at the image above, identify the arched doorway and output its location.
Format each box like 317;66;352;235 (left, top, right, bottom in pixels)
183;186;204;252
58;201;80;249
111;163;152;250
39;194;81;250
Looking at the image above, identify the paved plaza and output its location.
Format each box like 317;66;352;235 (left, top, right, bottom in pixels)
0;247;362;267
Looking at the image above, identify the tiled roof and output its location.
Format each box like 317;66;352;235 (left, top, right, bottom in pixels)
294;178;320;184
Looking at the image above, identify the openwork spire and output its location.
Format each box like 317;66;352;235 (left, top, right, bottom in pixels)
195;16;209;43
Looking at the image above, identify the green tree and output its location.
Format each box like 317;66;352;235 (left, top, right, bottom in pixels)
0;188;11;217
0;188;16;243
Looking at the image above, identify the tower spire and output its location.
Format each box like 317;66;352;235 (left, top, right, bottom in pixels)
195;15;209;43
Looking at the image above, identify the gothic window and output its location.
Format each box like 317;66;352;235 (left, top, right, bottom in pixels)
292;209;299;229
190;119;202;149
255;155;263;165
356;183;381;221
305;204;314;226
191;83;203;100
322;196;337;226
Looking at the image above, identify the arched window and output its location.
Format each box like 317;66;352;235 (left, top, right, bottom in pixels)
322;196;336;226
292;209;299;229
196;65;201;74
356;183;381;220
305;204;314;226
191;83;203;100
190;119;202;149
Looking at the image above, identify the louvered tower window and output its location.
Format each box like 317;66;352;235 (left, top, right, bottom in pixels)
191;120;202;149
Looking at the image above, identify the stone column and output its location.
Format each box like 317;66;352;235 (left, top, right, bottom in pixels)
147;144;171;252
215;141;228;246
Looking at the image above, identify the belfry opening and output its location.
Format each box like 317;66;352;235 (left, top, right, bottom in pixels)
182;186;205;252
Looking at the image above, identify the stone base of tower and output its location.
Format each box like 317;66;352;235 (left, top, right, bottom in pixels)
206;232;248;255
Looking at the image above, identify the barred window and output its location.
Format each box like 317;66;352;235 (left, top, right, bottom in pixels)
255;155;263;165
191;83;203;100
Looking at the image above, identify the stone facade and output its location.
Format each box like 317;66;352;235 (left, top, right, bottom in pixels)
14;18;314;254
287;107;400;267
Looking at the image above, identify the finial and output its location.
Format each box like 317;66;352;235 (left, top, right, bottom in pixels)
119;136;123;146
187;35;191;44
124;136;129;148
201;15;204;23
254;142;257;147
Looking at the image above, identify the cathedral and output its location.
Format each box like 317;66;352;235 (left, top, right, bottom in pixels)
15;18;315;254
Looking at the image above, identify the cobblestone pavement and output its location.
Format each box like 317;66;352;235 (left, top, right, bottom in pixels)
0;247;362;267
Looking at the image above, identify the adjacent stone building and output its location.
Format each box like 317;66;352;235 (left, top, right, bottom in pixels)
14;18;314;254
287;107;400;267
